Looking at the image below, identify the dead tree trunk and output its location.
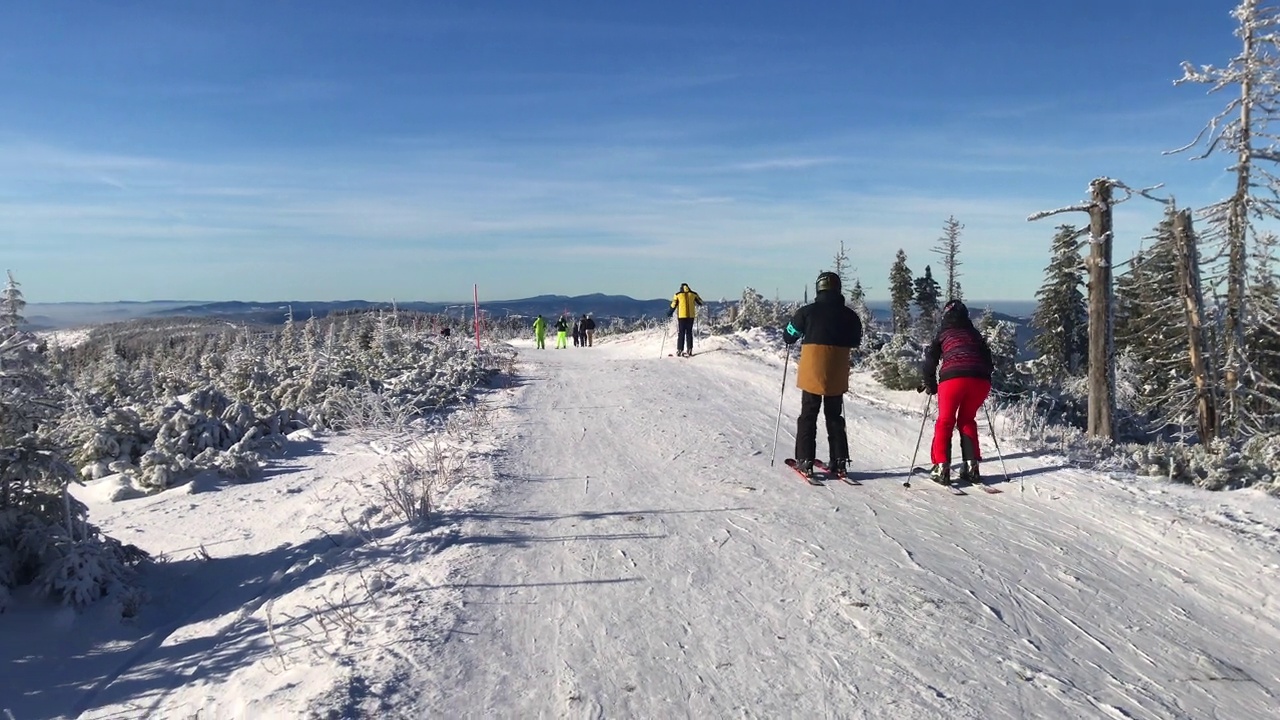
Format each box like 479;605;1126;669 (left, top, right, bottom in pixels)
1173;208;1220;443
1086;179;1115;440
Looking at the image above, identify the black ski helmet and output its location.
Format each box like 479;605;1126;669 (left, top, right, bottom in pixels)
816;271;841;293
943;299;968;317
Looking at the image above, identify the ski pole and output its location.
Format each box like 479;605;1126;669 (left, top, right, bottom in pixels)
659;316;670;358
983;403;1012;487
904;390;932;488
769;346;792;467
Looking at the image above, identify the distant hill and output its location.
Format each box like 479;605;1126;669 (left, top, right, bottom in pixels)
26;296;1038;336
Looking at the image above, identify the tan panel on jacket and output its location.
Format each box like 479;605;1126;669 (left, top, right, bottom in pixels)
797;343;851;396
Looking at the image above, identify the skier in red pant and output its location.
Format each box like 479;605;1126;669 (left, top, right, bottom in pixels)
921;300;994;485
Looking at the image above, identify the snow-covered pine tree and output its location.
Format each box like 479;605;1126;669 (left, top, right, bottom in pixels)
889;250;914;335
846;279;877;342
833;241;876;349
913;265;942;343
734;287;776;331
1029;224;1089;381
0;279;143;608
1246;231;1280;427
1171;0;1280;435
1113;213;1198;434
1;270;26;336
978;307;1021;395
933;216;964;302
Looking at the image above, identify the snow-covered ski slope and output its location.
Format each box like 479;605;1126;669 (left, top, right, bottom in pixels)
6;328;1279;719
420;329;1280;719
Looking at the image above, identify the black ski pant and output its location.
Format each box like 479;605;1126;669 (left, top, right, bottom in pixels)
676;318;695;354
795;391;849;463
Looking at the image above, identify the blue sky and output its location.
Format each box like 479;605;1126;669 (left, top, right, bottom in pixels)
0;1;1250;303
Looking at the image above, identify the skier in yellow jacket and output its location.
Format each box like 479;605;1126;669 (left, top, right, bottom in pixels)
668;283;704;357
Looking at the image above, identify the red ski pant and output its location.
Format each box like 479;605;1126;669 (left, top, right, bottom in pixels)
931;377;991;464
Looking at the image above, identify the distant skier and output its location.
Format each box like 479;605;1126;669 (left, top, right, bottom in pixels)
555;315;569;349
783;271;862;479
920;300;994;485
668;282;704;357
533;314;547;349
581;314;596;347
572;316;582;347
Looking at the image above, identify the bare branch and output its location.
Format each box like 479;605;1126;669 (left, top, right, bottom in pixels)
1028;204;1091;222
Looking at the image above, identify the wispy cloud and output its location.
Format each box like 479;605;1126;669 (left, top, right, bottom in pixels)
729;156;843;172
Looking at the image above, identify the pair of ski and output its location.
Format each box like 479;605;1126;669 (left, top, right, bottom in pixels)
784;459;861;486
905;466;1003;495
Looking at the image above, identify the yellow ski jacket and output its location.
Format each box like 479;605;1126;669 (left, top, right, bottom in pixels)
670;284;704;319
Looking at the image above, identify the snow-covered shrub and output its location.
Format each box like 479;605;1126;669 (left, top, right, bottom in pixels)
51;310;514;494
37;536;134;608
375;448;435;526
1;298;147;609
1124;438;1276;491
0;464;148;608
979;309;1027;396
66;406;148;480
997;377;1089;443
852;329;888;369
870;334;925;391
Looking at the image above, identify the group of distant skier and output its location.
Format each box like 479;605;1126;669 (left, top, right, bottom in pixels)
531;313;596;350
783;271;993;487
530;283;707;355
528;273;993;488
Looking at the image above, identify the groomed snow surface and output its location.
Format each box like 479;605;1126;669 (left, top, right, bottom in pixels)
4;328;1280;719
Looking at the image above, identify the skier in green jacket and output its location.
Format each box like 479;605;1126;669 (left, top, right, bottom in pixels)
533;314;547;349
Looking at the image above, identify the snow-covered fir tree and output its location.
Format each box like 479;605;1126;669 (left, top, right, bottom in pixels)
978;307;1021;395
889;249;913;335
846;279;877;348
1113;213;1198;434
1;270;26;336
1;279;144;609
913;265;942;343
734;287;778;331
1029;224;1089;381
933;216;964;302
833;241;877;345
1245;231;1280;426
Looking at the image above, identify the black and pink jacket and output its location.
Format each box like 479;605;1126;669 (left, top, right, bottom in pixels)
923;313;993;386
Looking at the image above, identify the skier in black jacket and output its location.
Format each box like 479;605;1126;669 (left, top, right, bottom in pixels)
782;271;863;478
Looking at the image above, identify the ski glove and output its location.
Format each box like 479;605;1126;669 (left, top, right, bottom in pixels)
918;382;937;395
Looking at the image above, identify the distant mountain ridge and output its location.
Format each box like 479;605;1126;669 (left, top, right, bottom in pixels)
26;296;1038;331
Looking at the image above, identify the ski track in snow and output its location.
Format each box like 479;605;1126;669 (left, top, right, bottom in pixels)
3;328;1280;719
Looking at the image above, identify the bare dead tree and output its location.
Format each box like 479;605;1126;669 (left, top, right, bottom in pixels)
1030;179;1166;439
1173;209;1221;443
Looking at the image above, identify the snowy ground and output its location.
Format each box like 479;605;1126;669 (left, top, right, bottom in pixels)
4;328;1280;719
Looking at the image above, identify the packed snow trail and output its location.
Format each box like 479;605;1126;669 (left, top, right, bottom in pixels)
409;331;1280;719
13;330;1278;719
